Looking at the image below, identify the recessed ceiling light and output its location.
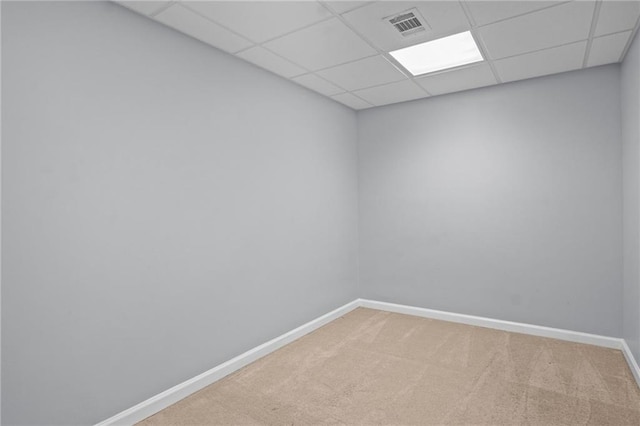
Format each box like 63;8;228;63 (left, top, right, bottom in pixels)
389;31;484;76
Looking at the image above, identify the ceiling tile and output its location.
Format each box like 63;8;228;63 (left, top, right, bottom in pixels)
322;1;372;15
236;46;307;78
494;41;587;83
477;1;594;59
342;1;469;52
317;56;407;91
263;18;377;70
117;1;171;16
353;79;427;106
155;4;253;53
415;63;497;96
595;1;640;37
293;73;345;96
466;1;564;26
183;1;332;43
331;93;372;110
587;31;632;67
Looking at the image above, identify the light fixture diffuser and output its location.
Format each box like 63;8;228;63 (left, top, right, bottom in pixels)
389;31;483;76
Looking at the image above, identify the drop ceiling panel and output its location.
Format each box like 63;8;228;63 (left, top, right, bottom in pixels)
118;1;640;111
416;63;498;96
322;1;371;15
331;92;372;110
155;4;253;53
587;31;633;67
183;1;332;43
595;1;640;37
317;55;407;91
237;46;307;78
117;1;171;16
494;41;587;83
466;1;564;26
477;1;595;59
342;1;469;52
353;79;427;106
263;18;377;70
292;73;345;96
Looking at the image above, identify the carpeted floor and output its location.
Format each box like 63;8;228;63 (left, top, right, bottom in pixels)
139;308;640;425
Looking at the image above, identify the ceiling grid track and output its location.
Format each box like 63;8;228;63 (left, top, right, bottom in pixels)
458;0;502;84
317;1;431;103
472;1;573;27
148;0;176;17
117;0;640;110
619;13;640;61
179;2;355;97
171;1;261;48
582;0;603;68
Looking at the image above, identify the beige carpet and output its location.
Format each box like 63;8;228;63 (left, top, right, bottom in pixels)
139;308;640;425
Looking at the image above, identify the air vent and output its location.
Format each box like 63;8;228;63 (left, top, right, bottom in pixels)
385;8;429;38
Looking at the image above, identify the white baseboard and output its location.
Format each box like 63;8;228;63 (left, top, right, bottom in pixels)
97;298;640;425
621;339;640;388
358;299;623;349
95;299;360;426
359;299;640;388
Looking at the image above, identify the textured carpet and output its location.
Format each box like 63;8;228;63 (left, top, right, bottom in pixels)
139;308;640;425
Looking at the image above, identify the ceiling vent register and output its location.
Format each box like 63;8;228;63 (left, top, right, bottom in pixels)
385;8;429;38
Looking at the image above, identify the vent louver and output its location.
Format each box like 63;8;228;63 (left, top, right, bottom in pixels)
386;8;428;38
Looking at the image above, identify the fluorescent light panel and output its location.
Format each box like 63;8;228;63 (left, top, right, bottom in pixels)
389;31;483;76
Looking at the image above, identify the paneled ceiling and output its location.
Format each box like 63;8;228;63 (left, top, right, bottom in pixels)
117;1;640;110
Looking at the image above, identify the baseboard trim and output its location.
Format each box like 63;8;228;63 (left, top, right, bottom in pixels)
97;298;640;425
95;299;360;426
358;299;623;349
621;339;640;388
360;299;640;389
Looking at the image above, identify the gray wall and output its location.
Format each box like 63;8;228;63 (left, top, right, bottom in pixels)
358;66;623;337
622;31;640;363
1;2;358;424
1;1;635;425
